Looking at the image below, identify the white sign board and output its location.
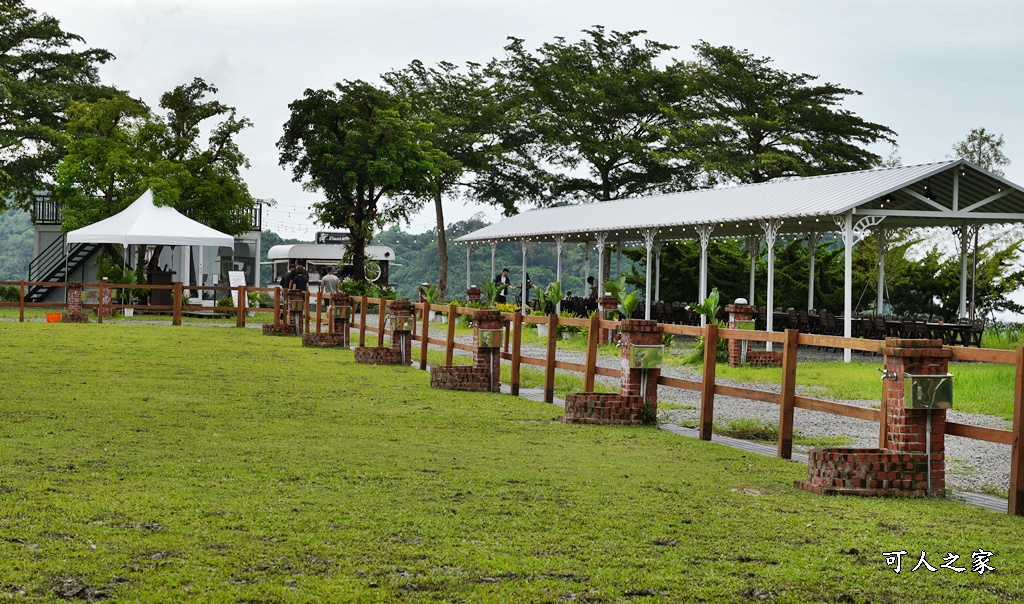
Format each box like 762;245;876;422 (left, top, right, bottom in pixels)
228;270;247;307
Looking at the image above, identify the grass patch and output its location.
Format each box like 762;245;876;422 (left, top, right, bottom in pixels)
424;349;618;398
714;418;856;448
1;323;1023;601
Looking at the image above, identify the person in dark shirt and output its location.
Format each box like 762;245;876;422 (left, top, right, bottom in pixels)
291;266;309;292
280;265;295;289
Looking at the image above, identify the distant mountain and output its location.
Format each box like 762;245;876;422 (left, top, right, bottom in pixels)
0;209;33;281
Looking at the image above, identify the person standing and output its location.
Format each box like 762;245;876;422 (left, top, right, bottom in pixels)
495;268;513;304
291;265;309;292
321;266;340;295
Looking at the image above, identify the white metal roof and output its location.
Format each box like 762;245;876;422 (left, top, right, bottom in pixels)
456;159;1024;243
267;244;395;262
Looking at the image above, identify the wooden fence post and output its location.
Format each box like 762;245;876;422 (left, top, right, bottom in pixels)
544;313;559;403
18;280;25;322
378;297;387;347
358;295;368;347
699;323;718;441
172;282;182;326
444;303;457;366
237;286;246;327
511;312;522;396
304;291;311;334
273;288;281;326
97;281;104;324
315;292;323;333
419;303;430;370
778;328;799;459
1009;346;1024;516
584;312;599;392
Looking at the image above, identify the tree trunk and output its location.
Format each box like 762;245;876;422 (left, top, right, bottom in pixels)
351;233;367;285
147;245;165;271
434;189;448;299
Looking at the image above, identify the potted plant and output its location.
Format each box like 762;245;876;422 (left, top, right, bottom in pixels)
422;284;446;323
601;276;639;320
118;268;138;317
532;281;562;337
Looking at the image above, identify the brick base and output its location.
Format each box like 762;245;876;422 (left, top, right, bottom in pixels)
561;392;653;425
430;365;496;392
796;447;935;497
61;312;89;323
302;333;349;348
746;351;783;367
354;347;408;365
263;323;298;336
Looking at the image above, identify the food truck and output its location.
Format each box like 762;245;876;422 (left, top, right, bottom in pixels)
265;231;394;291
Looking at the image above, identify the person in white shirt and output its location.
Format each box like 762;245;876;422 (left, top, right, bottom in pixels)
321;266;340;295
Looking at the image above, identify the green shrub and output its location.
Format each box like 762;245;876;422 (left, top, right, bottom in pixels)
0;285;18;302
217;295;235;307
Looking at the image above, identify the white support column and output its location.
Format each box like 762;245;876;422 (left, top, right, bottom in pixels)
555;235;564;313
466;243;472;289
747;235;759;304
595;233;607;294
616;242;623;278
643;229;656;320
696;224;714;327
958;223;970;320
521;240;528;310
584;242;591;289
654;240;663;302
760;220;780;351
807;231;818;311
490;241;497;283
833;214;855;363
876;229;888;314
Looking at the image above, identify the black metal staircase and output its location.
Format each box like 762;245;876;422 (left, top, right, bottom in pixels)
26;236;100;302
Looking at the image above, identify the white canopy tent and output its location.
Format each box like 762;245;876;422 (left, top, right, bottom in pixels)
65;189;235;294
66;189;234;247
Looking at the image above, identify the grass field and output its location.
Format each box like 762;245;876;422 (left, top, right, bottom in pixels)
1;322;1023;602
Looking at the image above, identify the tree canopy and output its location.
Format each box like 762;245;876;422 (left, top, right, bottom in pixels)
952;127;1010;176
679;41;896;184
0;0;115;209
277;80;447;285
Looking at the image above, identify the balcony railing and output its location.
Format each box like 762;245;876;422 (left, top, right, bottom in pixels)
31;199;262;231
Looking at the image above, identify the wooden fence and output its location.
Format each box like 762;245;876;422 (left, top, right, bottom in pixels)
4;282;1024;515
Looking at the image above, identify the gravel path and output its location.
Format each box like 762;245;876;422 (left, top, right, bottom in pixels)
441;324;1012;496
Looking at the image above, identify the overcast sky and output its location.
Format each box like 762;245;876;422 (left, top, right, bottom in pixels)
32;0;1024;240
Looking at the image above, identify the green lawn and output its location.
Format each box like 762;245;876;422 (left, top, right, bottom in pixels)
0;322;1022;602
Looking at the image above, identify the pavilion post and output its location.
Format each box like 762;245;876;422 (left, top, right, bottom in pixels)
521;239;528;311
490;241;497;284
595;233;606;294
806;231;818;311
696;225;713;327
555;235;564;313
584;242;591;292
466;243;472;290
643;229;656;320
760;220;779;351
843;213;854;363
747;235;759;305
654;240;662;303
616;242;623;279
876;229;887;314
958;223;971;320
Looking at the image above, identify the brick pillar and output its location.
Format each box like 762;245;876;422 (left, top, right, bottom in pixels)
598;296;619;344
881;338;951;496
389;300;414;365
725;302;756;366
473;309;503;392
286;290;305;334
66;282;83;314
466;285;482;304
100;278;113;317
330;293;352;347
618;319;662;407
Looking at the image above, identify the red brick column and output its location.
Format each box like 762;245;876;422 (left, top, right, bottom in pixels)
619;319;662;407
725;302;755;366
389;300;414;365
62;282;88;323
330;293;352;346
473;310;503;392
881;338;951;496
99;278;113;318
466;286;481;304
286;290;305;335
598;296;618;344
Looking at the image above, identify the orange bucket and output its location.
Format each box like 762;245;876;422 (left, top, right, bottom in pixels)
46;312;62;323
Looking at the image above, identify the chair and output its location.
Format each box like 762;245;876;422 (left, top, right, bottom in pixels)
860;317;875;340
755;306;767;331
797;310;811;333
967;319;985;348
872;315;889;340
787;308;799;330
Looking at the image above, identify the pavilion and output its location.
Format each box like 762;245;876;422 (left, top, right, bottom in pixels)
455;159;1024;361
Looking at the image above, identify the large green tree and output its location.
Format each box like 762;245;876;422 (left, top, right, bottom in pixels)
491;26;697;203
0;0;115;209
952;127;1010;175
278;80;447;284
680;42;896;184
